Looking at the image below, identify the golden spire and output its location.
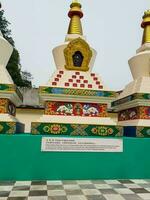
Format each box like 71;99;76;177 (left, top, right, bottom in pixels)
141;10;150;44
67;0;83;35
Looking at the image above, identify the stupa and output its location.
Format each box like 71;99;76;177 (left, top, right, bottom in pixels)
112;10;150;137
31;0;123;136
0;30;24;134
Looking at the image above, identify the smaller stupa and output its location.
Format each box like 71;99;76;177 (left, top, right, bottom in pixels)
31;0;123;136
111;10;150;137
0;4;24;134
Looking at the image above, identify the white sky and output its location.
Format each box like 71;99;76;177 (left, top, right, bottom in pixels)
1;0;150;90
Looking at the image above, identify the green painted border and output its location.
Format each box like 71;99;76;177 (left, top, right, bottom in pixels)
0;135;150;180
31;122;123;137
112;93;150;107
0;84;23;101
0;122;24;134
39;86;117;98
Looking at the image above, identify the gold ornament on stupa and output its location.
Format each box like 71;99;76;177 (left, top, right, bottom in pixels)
67;0;83;35
141;10;150;44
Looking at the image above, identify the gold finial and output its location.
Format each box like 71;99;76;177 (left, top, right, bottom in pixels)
67;0;83;35
141;10;150;44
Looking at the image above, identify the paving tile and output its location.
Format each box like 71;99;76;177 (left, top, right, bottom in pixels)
62;181;77;185
48;190;66;196
31;181;47;185
138;183;150;188
29;190;47;196
122;194;143;200
82;189;101;195
109;184;126;188
77;181;92;185
12;186;30;191
114;188;134;194
48;185;64;190
0;191;10;197
95;184;112;189
48;196;67;200
118;180;134;184
9;190;29;197
47;181;62;185
130;188;150;193
8;198;28;200
30;185;47;191
138;193;150;199
63;184;80;190
104;180;120;184
86;196;107;200
14;181;31;186
104;194;126;200
0;182;15;186
131;180;148;184
123;184;142;188
80;184;96;189
67;195;87;200
28;197;48;200
65;189;83;195
0;186;13;191
91;181;106;184
99;189;118;194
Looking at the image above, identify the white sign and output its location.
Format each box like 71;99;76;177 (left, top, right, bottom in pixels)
41;137;123;152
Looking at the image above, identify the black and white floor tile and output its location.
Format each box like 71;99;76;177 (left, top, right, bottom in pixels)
0;180;150;200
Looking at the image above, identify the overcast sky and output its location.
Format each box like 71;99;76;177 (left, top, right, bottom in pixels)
1;0;149;90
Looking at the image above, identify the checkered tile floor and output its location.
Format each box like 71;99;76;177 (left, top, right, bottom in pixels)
1;180;150;200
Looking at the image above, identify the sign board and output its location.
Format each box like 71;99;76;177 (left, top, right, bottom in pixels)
41;137;123;152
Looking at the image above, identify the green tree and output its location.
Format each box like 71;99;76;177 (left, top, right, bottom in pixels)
0;4;32;87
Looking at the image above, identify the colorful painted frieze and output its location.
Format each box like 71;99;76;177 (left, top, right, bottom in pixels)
119;106;150;121
0;98;16;116
45;101;108;117
0;122;24;134
112;93;150;107
31;122;123;137
39;87;116;98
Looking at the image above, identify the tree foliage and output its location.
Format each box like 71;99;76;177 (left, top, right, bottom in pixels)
0;7;32;87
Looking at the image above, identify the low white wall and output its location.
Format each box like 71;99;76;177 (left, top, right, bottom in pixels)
16;108;44;133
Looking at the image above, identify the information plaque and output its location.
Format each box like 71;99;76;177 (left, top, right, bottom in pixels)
41;137;123;152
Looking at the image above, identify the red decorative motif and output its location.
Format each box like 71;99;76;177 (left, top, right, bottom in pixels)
52;82;57;86
57;74;62;78
88;84;92;88
45;101;108;117
80;84;85;88
73;83;77;87
99;85;103;89
84;80;88;83
65;83;69;87
93;77;98;81
55;78;59;82
79;76;84;79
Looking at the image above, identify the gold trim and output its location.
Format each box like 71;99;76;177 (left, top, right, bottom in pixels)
64;38;92;71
